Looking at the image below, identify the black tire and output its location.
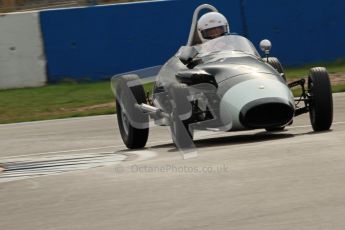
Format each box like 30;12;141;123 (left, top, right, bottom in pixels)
308;67;333;131
115;75;149;149
264;57;286;81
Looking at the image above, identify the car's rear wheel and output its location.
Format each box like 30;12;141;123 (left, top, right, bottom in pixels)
264;57;287;132
116;75;149;149
264;57;286;81
308;67;333;131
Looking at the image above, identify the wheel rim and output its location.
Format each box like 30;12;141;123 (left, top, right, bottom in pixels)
121;109;130;135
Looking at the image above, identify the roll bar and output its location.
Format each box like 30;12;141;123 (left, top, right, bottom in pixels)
186;4;219;46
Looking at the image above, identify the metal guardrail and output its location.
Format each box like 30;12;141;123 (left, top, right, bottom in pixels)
0;0;143;13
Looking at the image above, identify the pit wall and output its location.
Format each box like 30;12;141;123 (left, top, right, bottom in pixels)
0;0;344;88
0;11;46;89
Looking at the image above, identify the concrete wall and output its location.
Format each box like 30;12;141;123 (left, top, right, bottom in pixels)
0;11;46;89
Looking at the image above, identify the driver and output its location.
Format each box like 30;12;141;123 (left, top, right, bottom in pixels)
197;12;230;43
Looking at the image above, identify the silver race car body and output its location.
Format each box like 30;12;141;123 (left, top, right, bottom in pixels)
113;4;333;153
153;34;294;131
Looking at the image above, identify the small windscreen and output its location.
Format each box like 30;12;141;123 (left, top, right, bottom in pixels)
196;35;260;57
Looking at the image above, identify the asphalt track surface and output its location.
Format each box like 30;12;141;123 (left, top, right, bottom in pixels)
1;93;345;230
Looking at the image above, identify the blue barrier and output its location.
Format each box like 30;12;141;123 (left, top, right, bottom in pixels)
40;0;241;82
40;0;345;82
243;0;345;66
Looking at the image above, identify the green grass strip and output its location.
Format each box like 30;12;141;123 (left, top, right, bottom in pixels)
0;59;344;124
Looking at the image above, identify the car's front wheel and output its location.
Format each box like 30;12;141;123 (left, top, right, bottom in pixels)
116;75;149;149
308;67;333;131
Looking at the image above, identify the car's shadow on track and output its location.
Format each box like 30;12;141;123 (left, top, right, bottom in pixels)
117;128;332;154
150;130;295;153
195;132;294;148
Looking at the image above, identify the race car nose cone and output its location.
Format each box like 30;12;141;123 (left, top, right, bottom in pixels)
219;76;295;130
239;97;294;128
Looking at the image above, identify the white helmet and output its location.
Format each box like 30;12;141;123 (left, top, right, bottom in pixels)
197;12;229;43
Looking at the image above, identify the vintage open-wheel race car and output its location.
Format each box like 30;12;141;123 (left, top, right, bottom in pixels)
112;4;333;152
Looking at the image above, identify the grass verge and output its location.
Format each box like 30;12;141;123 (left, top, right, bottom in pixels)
285;59;345;79
0;82;115;124
0;60;344;124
